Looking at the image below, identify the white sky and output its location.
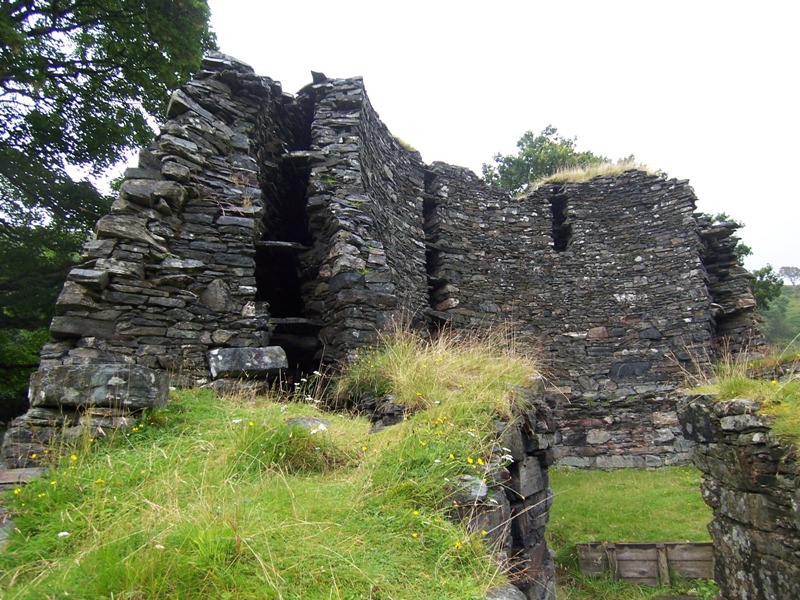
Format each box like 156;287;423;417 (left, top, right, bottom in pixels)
208;0;798;272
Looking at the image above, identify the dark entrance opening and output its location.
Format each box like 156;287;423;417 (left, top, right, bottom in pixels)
254;142;322;371
549;191;572;252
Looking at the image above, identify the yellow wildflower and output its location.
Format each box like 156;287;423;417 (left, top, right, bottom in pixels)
70;454;77;461
467;457;474;464
13;488;21;495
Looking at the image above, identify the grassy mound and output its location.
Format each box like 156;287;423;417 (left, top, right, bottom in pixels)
1;329;539;599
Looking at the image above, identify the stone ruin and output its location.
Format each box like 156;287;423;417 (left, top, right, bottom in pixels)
2;52;761;472
678;395;799;599
0;51;770;600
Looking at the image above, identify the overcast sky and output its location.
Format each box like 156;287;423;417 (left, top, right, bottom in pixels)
207;0;798;273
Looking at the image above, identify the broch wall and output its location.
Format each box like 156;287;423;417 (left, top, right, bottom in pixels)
2;53;761;472
678;395;799;600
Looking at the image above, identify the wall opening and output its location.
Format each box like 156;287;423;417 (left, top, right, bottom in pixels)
254;100;322;371
422;170;449;325
549;191;572;252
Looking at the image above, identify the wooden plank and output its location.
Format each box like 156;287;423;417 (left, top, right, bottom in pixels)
615;547;658;562
576;542;715;586
657;544;670;586
667;543;714;561
625;576;660;587
671;561;714;579
617;559;658;579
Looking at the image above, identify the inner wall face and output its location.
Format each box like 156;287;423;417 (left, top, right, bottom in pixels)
9;55;762;470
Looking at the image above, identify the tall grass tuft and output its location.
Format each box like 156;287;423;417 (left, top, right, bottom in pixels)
531;161;657;189
690;343;800;443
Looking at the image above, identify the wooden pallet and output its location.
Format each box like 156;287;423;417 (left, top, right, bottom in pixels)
577;542;714;587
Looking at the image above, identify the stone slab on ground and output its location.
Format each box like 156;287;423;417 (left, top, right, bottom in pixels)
0;468;46;489
207;346;288;378
29;364;169;410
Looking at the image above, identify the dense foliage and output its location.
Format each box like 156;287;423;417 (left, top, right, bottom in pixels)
0;0;216;418
482;125;632;192
751;265;784;311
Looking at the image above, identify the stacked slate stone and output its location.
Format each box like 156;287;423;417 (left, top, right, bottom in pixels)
425;169;716;467
426;169;715;386
4;54;766;472
451;381;557;600
425;162;520;322
678;395;799;600
44;52;279;377
696;214;764;352
2;53;289;466
298;77;429;360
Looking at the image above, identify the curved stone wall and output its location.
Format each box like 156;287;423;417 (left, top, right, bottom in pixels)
2;53;762;470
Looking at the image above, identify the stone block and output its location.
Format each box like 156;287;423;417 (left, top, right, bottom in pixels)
95;215;168;255
56;281;101;312
29;364;168;411
50;316;117;338
67;268;110;291
511;456;545;499
207;347;288;379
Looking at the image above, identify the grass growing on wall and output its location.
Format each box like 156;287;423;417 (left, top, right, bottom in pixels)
1;328;726;599
693;350;800;443
531;161;658;188
0;391;503;598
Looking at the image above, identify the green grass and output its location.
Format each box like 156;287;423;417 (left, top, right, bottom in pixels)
1;329;540;599
1;391;504;598
1;329;721;598
548;467;715;599
695;375;800;442
692;346;800;443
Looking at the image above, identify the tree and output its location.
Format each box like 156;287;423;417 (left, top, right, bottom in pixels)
482;125;628;192
0;0;216;417
779;266;800;286
1;0;216;233
751;264;784;311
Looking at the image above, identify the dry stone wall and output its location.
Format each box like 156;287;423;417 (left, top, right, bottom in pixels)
2;53;762;471
424;167;759;467
678;395;799;599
